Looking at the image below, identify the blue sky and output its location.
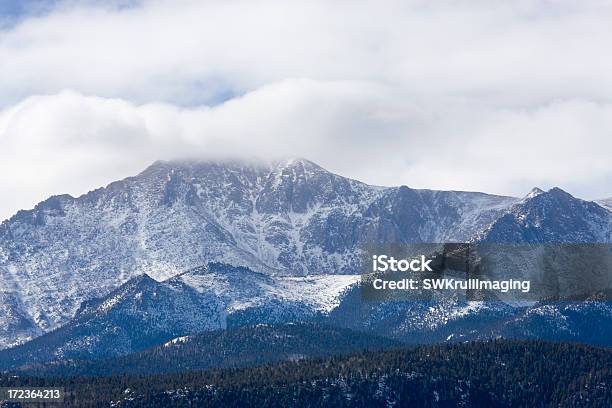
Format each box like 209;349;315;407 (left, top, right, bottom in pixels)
0;0;65;22
0;0;611;220
0;1;140;26
0;0;48;16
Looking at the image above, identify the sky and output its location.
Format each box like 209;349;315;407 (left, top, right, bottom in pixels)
1;0;611;221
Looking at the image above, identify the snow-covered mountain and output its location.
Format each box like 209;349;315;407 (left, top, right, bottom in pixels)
0;261;359;365
0;273;224;365
3;266;610;369
0;158;610;350
479;187;611;243
0;158;519;347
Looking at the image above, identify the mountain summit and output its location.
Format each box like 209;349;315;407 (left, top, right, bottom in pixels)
481;187;611;243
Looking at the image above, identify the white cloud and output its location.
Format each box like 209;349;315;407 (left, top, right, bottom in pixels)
2;84;612;220
0;0;612;220
2;0;612;106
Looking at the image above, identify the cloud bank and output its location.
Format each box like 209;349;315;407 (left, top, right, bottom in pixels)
1;0;611;220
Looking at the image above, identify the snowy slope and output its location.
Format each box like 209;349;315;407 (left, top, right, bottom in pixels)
175;263;359;314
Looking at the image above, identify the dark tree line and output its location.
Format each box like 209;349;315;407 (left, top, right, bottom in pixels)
0;339;610;407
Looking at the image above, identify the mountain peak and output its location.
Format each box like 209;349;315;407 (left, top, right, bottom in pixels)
272;157;326;174
521;187;575;203
131;273;157;284
547;187;573;198
482;185;609;243
524;187;545;200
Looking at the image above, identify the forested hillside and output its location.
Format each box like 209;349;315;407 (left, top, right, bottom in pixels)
1;340;609;407
2;324;400;377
